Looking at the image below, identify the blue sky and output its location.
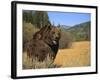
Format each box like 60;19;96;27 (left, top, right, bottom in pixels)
48;12;90;26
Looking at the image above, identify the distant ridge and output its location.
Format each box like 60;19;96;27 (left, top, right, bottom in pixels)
66;21;91;41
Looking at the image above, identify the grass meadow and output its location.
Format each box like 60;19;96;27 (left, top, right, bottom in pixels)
23;41;90;69
54;41;90;67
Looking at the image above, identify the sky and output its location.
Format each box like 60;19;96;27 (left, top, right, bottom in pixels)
48;12;91;26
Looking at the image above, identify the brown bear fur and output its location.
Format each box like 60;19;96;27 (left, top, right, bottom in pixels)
26;24;61;61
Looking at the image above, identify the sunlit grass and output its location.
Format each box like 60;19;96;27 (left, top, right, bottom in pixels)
23;52;61;69
54;41;90;67
23;41;90;69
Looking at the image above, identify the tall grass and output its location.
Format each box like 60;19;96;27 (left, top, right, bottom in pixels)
23;52;61;69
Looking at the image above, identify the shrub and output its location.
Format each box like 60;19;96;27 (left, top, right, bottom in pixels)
23;22;39;51
59;31;72;49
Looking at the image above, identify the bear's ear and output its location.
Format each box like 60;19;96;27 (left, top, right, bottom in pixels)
56;27;61;32
33;32;42;40
39;23;51;33
44;23;52;31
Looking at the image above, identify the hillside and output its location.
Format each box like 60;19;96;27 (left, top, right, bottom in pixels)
65;21;91;41
60;25;71;29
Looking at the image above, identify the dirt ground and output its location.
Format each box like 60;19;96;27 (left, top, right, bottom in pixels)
54;41;91;67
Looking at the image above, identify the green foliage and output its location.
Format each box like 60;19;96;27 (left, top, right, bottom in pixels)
23;11;33;23
67;21;91;41
23;11;51;29
33;11;50;28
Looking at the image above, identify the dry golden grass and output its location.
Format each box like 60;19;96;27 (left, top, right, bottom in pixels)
54;41;90;67
23;52;61;69
23;41;90;69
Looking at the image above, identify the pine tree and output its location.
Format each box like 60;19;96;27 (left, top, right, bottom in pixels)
23;11;51;28
33;11;50;28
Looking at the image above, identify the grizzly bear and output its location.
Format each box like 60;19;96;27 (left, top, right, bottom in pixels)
26;24;61;62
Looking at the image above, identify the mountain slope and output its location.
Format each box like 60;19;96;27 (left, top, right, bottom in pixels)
67;21;91;41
